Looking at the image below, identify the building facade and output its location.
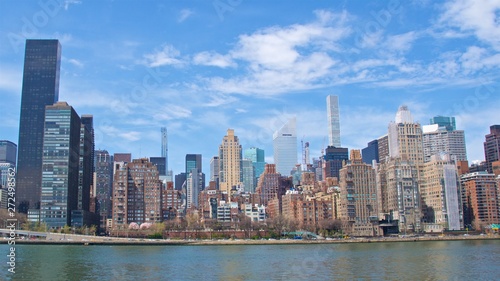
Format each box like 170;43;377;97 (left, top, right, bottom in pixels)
95;150;113;229
219;129;242;194
484;125;500;173
422;124;467;163
40;102;81;228
273;118;298;176
420;156;462;231
0;140;17;166
327;95;341;147
112;159;162;228
339;150;379;236
17;39;61;213
460;172;499;228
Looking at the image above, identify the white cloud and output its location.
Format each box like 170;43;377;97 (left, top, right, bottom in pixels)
178;9;194;23
142;44;184;67
385;31;418;53
438;0;500;50
193;51;236;68
152;105;192;120
64;0;81;10
68;58;83;68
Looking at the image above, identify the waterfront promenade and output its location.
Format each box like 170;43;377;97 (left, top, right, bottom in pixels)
1;230;498;246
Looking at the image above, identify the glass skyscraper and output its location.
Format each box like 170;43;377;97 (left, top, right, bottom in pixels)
273;117;298;176
244;147;265;190
40;102;81;228
17;39;61;213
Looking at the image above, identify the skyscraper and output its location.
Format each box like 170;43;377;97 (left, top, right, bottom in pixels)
161;127;169;173
150;157;167;176
244;147;266;191
430;116;456;131
40;102;81;228
241;159;255;193
323;146;349;180
388;105;424;165
185;154;204;208
339;150;380;236
95;150;113;229
422;123;467;163
362;139;379;164
17;39;61;213
219;129;242;194
273;117;298;176
327;95;341;147
210;156;220;189
0;140;17;166
484;125;500;173
78;116;93;212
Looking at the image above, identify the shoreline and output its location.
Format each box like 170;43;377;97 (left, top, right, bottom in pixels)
3;234;498;246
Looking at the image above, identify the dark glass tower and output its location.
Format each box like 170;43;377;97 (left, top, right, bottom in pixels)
17;39;61;213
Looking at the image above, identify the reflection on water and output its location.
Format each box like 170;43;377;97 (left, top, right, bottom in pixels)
0;240;499;280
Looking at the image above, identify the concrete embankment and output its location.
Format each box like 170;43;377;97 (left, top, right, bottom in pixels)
2;233;499;246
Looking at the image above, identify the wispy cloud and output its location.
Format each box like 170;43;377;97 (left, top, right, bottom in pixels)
193;51;235;68
64;0;81;10
141;44;184;67
178;9;194;23
67;58;83;68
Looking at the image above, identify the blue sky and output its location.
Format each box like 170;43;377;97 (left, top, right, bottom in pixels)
1;0;499;175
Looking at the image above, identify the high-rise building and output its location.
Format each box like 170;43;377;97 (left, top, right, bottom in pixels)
95;150;113;229
430;116;456;131
219;129;242;194
484;125;500;173
388;106;424;165
273;118;298;176
175;172;186;191
461;172;499;228
161;127;169;174
362;139;379;165
150;157;167;176
185;154;204;208
378;158;421;233
422;123;467;163
0;140;17;166
420;155;462;231
339;150;380;236
244;147;266;191
323;146;349;180
377;135;389;164
40;102;81;228
327;95;341;147
241;159;255;193
78;116;93;212
112;158;162;228
210;156;220;189
17;39;61;213
256;164;282;206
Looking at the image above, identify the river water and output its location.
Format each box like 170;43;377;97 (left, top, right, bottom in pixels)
1;239;499;280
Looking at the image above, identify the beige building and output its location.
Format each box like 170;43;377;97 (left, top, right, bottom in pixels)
219;129;242;194
112;158;162;228
420;155;462;231
339;150;380;236
379;157;421;233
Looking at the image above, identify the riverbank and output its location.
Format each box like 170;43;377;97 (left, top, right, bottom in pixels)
3;233;498;246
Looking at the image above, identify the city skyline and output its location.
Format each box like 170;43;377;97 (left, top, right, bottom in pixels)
1;1;499;176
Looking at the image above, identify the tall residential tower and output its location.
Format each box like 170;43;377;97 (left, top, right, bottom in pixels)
327;95;341;147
